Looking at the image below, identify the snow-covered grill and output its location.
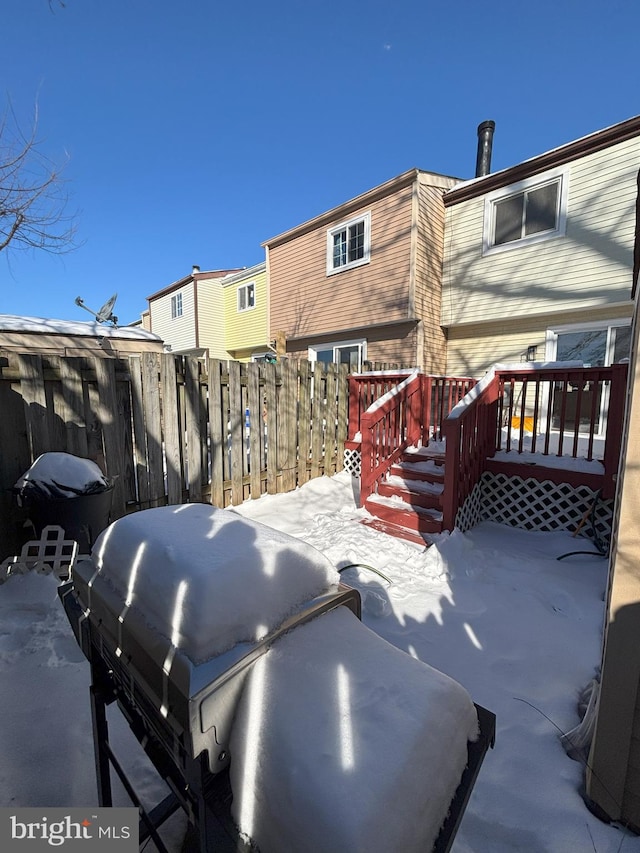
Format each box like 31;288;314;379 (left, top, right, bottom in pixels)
59;503;362;849
59;503;495;853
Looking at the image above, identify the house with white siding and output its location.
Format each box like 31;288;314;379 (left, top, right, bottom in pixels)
442;115;640;378
146;265;242;357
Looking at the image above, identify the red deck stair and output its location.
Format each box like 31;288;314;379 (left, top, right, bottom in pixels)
362;446;446;545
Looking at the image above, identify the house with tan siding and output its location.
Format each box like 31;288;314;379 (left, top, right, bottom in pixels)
146;265;241;357
263;169;459;371
442;116;640;378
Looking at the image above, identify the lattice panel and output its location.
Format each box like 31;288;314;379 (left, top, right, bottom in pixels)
474;472;613;541
455;480;485;533
343;448;362;477
1;526;79;584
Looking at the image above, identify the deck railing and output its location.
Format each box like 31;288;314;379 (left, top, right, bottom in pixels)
350;371;476;504
441;363;628;530
351;363;628;529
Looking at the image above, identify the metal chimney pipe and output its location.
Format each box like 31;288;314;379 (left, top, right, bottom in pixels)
475;120;495;178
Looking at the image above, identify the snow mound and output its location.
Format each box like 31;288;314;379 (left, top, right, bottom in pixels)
91;504;341;663
230;605;479;853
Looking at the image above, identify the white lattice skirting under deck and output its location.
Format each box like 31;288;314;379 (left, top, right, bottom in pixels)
456;471;613;543
343;448;362;478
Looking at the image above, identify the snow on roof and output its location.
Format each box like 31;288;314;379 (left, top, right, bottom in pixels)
0;314;162;341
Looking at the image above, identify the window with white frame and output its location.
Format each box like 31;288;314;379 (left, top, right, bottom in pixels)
171;292;183;319
483;168;568;254
326;212;371;275
237;282;256;312
546;320;631;367
309;339;366;370
545;319;631;435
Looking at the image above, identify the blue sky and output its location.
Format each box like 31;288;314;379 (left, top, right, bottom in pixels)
1;0;639;326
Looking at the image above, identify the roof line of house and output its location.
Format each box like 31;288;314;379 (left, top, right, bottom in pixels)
221;261;267;287
444;113;640;205
285;317;418;346
262;169;458;249
146;269;243;302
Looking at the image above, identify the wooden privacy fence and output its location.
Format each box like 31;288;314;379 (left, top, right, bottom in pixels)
0;351;350;558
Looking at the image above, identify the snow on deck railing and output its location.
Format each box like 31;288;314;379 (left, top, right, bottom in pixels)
353;371;476;507
359;372;423;503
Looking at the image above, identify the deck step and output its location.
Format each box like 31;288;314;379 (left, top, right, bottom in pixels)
378;477;442;511
390;460;445;484
402;445;446;465
364;494;443;534
363;443;447;543
360;517;432;546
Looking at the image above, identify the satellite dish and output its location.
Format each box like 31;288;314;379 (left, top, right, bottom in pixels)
75;293;119;326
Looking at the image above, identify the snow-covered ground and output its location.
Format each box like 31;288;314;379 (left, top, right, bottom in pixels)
1;469;638;852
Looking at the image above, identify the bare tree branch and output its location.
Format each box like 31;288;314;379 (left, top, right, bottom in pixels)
0;99;77;255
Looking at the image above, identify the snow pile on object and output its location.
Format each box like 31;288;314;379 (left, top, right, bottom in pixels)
230;605;479;853
14;452;111;502
91;504;341;663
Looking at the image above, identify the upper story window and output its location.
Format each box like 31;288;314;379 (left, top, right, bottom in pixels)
171;292;183;319
483;168;568;255
237;282;256;312
326;212;371;275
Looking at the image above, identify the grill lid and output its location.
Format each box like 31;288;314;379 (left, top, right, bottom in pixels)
89;503;341;665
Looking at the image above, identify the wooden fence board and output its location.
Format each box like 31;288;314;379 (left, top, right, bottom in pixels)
283;358;298;493
18;353;49;458
116;367;136;507
45;360;66;451
311;362;325;479
59;356;89;458
208;359;225;508
247;362;262;498
184;356;203;503
325;363;338;475
228;359;244;506
160;353;183;506
141;352;164;508
129;356;150;506
265;362;277;495
94;357;126;518
298;360;311;486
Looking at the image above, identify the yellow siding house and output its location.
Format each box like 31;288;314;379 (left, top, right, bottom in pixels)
222;262;270;361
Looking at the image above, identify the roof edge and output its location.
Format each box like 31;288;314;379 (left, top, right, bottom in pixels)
445;114;640;206
263;169;458;249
